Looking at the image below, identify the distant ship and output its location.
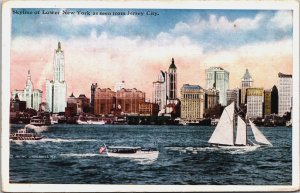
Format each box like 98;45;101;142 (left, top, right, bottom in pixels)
99;145;159;160
208;102;272;150
10;125;45;140
77;116;106;125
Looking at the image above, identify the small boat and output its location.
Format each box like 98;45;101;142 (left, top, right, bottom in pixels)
210;118;219;126
86;120;105;125
10;125;45;140
77;116;106;125
99;145;159;160
286;120;292;127
77;119;88;124
208;102;272;149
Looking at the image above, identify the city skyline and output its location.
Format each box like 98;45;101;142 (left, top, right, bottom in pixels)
11;9;293;101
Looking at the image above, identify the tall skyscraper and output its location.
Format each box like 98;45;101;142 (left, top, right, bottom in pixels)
180;84;204;123
90;83;98;114
152;58;178;115
264;89;272;117
11;70;42;111
246;88;264;118
271;85;278;114
168;58;177;100
278;73;292;116
152;71;168;110
205;67;229;106
46;42;67;113
241;69;253;104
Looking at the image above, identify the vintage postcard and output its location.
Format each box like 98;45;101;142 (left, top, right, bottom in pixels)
1;0;299;192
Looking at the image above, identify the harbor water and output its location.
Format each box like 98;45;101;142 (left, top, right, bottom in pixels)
9;124;292;185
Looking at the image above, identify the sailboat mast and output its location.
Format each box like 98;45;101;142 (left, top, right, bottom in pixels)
246;115;248;145
233;112;235;145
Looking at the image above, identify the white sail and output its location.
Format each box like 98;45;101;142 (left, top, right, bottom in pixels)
235;116;247;145
249;120;272;146
208;102;234;145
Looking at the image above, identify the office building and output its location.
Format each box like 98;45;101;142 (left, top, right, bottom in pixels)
180;84;204;123
241;69;253;104
246;88;264;118
205;67;229;106
139;102;159;116
11;70;42;111
271;85;278;114
94;87;146;116
46;42;67;113
226;88;240;106
278;73;292;116
264;89;272;117
152;71;168;110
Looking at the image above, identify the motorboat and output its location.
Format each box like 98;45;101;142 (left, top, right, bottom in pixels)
99;145;159;160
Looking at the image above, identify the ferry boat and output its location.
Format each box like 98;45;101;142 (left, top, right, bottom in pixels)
30;116;51;126
99;145;159;160
10;125;45;140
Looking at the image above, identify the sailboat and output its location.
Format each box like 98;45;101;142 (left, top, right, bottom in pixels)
208;102;272;149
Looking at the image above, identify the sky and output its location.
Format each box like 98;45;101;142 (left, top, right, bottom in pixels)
10;8;293;101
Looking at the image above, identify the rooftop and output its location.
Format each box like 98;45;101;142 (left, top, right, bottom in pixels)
182;84;202;90
242;69;252;80
278;72;292;78
169;58;177;69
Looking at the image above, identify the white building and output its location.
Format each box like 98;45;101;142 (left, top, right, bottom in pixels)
278;72;292;116
114;81;126;92
11;70;42;111
241;69;253;104
246;88;264;118
46;42;67;113
205;67;229;106
152;71;168;110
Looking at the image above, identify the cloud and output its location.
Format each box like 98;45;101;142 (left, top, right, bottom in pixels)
11;30;292;102
68;14;139;26
270;10;293;29
173;13;265;34
110;15;138;25
71;15;108;26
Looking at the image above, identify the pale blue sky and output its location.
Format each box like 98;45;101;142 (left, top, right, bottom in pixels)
12;9;293;52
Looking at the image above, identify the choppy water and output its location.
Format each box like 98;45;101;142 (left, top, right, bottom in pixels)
10;124;292;185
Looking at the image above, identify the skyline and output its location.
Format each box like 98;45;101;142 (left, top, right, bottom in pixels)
11;8;293;100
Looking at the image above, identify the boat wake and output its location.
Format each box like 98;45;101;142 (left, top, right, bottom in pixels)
24;124;49;133
10;138;98;145
60;153;100;157
42;138;98;143
165;146;259;154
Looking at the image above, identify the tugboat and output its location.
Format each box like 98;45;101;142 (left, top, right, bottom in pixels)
10;125;45;140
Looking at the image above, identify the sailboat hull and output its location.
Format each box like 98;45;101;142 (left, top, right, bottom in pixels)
211;144;260;150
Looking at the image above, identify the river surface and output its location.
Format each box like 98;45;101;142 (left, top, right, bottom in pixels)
9;124;292;185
